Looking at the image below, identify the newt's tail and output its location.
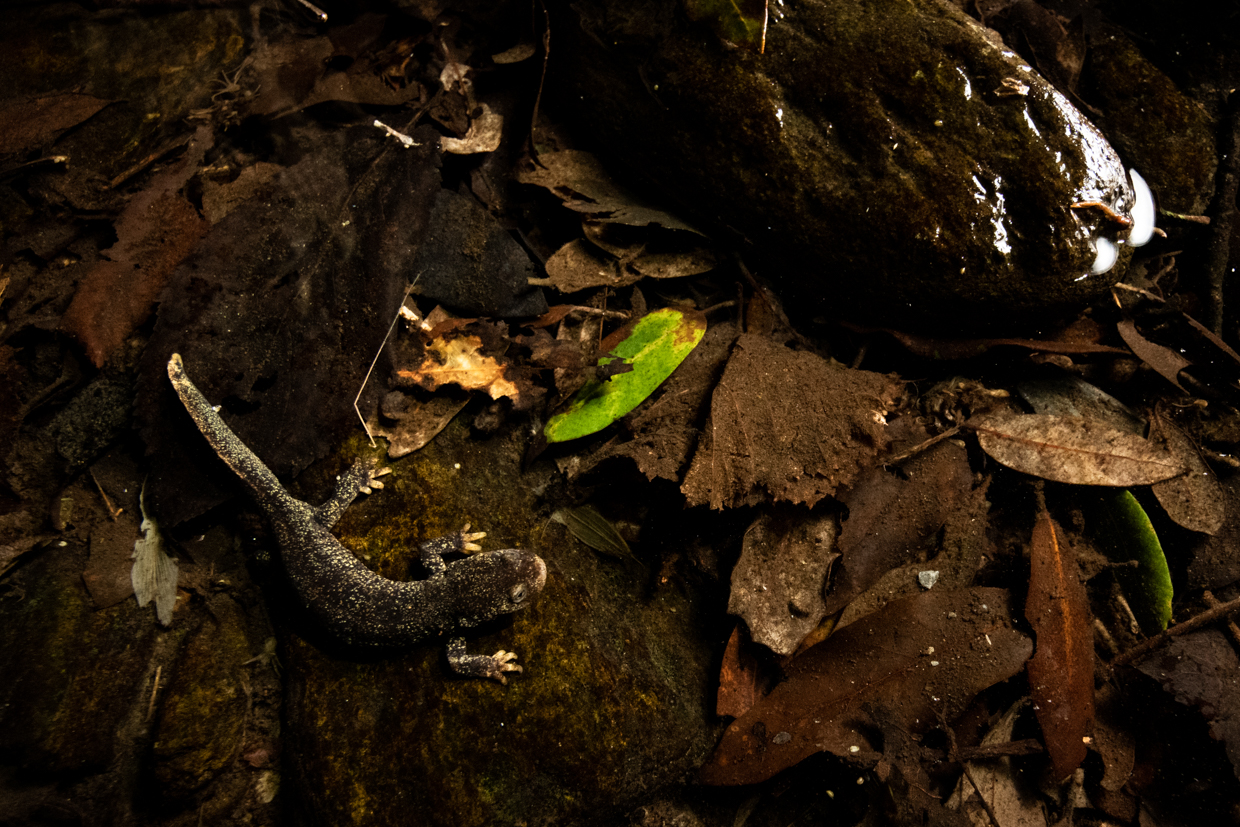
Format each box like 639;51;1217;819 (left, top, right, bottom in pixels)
167;353;287;507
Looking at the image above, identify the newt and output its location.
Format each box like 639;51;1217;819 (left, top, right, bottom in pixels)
167;353;546;683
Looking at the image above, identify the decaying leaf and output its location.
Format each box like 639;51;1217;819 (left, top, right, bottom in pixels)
82;513;142;609
1117;320;1190;392
441;103;503;154
1149;408;1225;535
1026;509;1094;781
823;434;973;615
1136;629;1240;782
367;393;469;459
1090;491;1173;635
396;334;521;404
544;308;706;443
974;413;1186;487
132;487;178;627
699;588;1032;785
947;700;1048;827
835;475;992;629
1016;376;1144;435
729;506;839;656
684;0;769;53
551;504;640;566
682;335;899;509
518;150;703;232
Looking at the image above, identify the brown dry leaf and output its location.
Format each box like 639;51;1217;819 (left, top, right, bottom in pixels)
518;150;703;232
1136;629;1240;782
717;624;763;719
823;433;974;615
729;505;839;656
61;126;213;367
542;238;637;291
395;334;521;403
0;92;114;156
1026;509;1094;781
973;413;1187;486
681;334;898;509
699;587;1032;785
1150;408;1225;535
947;700;1048;827
1117;320;1190;392
367;394;470;459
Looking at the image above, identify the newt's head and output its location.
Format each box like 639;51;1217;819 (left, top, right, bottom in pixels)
447;549;547;625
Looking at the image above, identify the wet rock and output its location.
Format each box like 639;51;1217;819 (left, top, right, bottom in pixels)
1083;24;1217;215
282;419;723;827
552;0;1150;328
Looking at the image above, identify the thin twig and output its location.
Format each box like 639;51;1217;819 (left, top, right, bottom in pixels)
146;665;162;721
355;279;417;447
89;470;122;521
885;424;962;466
1107;593;1240;673
1203;590;1240;651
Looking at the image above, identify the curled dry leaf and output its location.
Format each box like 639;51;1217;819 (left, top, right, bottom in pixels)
395;335;521;404
1026;510;1094;781
1149;408;1225;535
1117;320;1190;393
973;413;1187;486
699;588;1032;785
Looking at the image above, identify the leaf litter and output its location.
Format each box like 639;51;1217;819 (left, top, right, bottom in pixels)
5;3;1240;822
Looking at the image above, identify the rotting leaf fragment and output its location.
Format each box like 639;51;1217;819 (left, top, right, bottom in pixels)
973;413;1187;487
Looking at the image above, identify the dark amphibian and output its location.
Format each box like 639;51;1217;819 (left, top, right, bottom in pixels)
167;353;547;683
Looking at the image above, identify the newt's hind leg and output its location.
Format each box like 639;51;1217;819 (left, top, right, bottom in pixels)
314;458;390;529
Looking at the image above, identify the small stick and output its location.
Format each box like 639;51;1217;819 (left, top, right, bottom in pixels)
89;470;122;521
294;0;327;21
1107;593;1240;674
885;424;962;466
146;665;162;721
354;279;418;447
1203;590;1240;651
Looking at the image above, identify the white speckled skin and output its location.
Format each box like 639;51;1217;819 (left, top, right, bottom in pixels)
167;354;547;682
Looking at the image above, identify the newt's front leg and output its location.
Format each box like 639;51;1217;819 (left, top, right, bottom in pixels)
447;638;524;684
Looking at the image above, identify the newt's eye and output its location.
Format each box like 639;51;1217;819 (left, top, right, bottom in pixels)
510;584;527;603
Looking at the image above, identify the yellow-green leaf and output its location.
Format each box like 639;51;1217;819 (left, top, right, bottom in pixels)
544;308;706;443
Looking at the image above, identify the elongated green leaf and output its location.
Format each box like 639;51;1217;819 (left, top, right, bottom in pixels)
1092;490;1173;634
544;308;706;443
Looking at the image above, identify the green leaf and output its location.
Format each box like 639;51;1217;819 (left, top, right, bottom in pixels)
1091;490;1173;635
684;0;768;54
544;307;706;443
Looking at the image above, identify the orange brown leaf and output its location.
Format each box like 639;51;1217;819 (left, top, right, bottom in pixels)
1026;509;1094;781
